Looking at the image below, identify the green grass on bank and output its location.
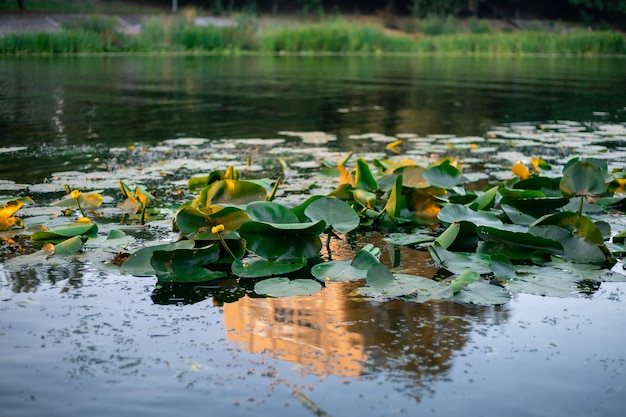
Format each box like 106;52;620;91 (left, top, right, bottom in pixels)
1;15;624;56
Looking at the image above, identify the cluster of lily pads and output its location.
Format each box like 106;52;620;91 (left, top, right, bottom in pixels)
2;151;626;305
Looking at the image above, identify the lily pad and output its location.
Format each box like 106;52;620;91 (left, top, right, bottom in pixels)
365;262;395;289
438;204;502;227
505;266;583;297
232;257;306;278
254;278;322;297
150;244;224;283
31;223;98;244
359;273;443;299
121;240;196;275
304;197;360;233
452;282;511;305
53;235;85;255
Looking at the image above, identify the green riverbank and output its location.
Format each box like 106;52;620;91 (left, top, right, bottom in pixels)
1;14;624;55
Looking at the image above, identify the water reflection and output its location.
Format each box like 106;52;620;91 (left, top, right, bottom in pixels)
223;281;509;401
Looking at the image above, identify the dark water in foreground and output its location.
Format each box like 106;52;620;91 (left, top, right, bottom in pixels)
1;55;626;417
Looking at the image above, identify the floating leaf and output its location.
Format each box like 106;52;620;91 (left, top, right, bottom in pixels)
560;160;607;198
254;278;322;297
232;257;306;278
53;235;85;255
438;204;502;227
31;223;98;244
489;254;516;281
310;259;367;282
452;282;511;305
150;244;224;283
359;274;443;299
529;225;606;263
246;201;299;224
121;240;196;275
477;225;563;256
428;243;492;275
84;229;134;250
384;231;435;246
365;262;395;289
199;179;268;207
304;197;360;233
239;222;323;261
505;266;582;297
423;159;468;189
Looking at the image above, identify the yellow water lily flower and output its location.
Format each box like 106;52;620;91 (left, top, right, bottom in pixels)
512;161;530;180
70;189;82;200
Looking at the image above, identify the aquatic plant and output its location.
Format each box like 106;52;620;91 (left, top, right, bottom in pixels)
2;151;626;305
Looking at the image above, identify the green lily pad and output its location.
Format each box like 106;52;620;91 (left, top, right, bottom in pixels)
355;158;378;191
423;159;468;189
53;235;85;255
232;257;306;278
246;201;299;224
84;229;134;250
365;262;395;289
505;266;583;297
121;240;196;275
477;225;564;255
359;274;443;299
384;231;436;246
198;179;268;207
529;225;606;263
438;204;502;227
31;223;98;243
150;244;224;283
428;242;492;275
239;222;323;261
254;277;322;297
304;197;360;233
560;160;607;198
452;282;511;305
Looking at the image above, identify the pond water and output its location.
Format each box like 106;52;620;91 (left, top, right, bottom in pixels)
1;55;626;417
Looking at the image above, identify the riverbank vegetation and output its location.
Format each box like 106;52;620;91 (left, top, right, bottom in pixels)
1;11;624;55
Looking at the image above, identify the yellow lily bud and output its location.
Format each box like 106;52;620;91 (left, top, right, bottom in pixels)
70;189;82;200
211;224;225;234
512;161;530;180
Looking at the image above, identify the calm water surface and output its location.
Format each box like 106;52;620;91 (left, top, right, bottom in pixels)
1;55;626;417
